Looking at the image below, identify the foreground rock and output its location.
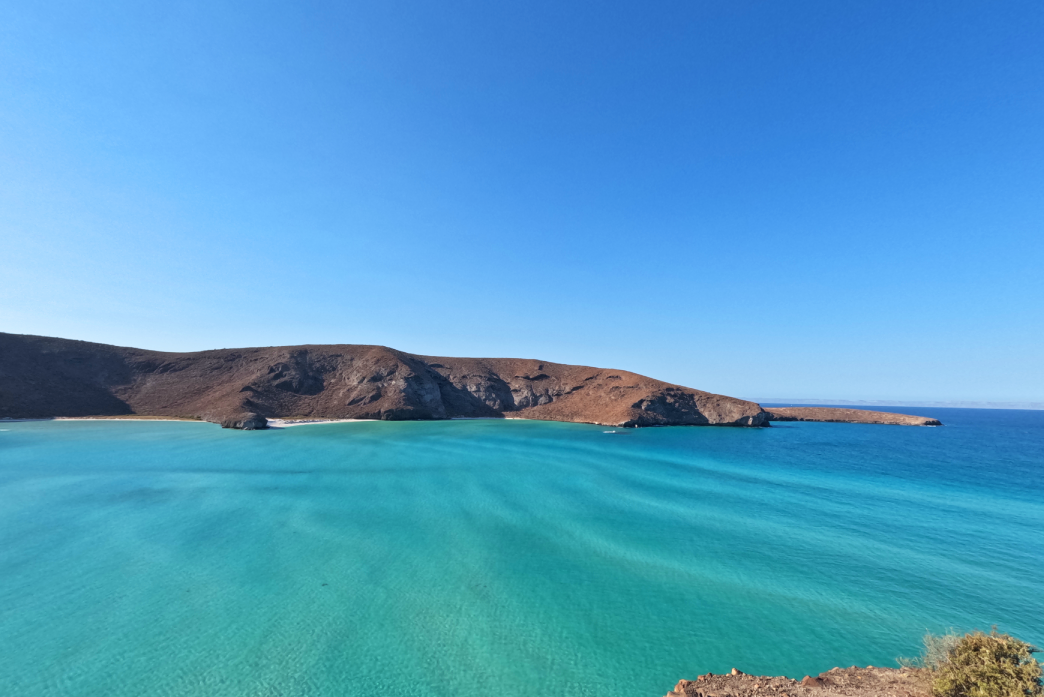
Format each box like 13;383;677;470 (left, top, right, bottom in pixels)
0;333;769;430
766;407;941;427
667;666;923;697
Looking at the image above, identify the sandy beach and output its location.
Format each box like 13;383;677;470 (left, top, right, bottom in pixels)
0;416;380;429
1;416;201;424
265;418;378;428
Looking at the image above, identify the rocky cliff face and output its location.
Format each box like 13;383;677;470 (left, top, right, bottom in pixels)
0;333;770;429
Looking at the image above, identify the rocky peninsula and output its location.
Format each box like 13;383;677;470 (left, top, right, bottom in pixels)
766;407;942;427
0;333;940;430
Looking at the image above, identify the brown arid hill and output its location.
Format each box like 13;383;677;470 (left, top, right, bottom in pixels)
766;407;942;427
666;666;923;697
0;333;769;429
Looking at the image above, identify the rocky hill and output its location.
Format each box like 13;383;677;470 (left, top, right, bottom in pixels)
0;333;769;429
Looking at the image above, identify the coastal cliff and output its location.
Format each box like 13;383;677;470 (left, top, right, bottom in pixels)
0;333;768;429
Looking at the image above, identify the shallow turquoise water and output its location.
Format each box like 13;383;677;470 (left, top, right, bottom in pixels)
1;410;1042;696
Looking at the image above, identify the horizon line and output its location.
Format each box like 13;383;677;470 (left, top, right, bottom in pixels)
753;398;1044;411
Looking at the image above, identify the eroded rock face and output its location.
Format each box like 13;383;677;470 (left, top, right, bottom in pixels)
1;332;771;428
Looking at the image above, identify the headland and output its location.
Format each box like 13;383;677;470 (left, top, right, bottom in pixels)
0;332;940;430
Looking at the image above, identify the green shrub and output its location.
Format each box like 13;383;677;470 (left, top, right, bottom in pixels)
909;629;1042;697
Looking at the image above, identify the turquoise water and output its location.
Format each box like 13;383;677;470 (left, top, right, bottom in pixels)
1;410;1042;697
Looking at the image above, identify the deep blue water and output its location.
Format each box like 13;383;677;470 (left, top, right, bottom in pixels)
0;408;1041;696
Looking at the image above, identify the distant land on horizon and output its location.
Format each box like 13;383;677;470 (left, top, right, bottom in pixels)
0;332;941;429
756;398;1044;411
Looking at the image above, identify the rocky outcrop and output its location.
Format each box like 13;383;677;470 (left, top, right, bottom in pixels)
219;412;268;430
666;665;923;697
0;333;769;429
766;407;941;426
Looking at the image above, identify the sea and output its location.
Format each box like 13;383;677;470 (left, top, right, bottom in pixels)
1;407;1041;697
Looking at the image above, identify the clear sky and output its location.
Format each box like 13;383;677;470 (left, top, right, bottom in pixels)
1;1;1042;403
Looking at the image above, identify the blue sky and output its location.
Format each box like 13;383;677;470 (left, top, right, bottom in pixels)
1;1;1041;403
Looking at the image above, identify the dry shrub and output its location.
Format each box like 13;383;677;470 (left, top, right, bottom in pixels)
908;629;1042;697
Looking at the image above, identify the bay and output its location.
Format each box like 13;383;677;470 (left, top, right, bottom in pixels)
1;409;1041;696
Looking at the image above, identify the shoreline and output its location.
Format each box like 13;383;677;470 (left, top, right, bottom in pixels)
0;416;381;429
1;416;538;428
0;416;203;424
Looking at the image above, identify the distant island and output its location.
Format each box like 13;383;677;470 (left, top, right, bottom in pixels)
0;333;941;429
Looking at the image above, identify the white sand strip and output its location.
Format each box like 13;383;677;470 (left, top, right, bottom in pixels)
265;418;378;428
1;417;202;423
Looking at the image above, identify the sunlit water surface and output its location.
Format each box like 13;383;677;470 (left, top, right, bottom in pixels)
1;408;1042;696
